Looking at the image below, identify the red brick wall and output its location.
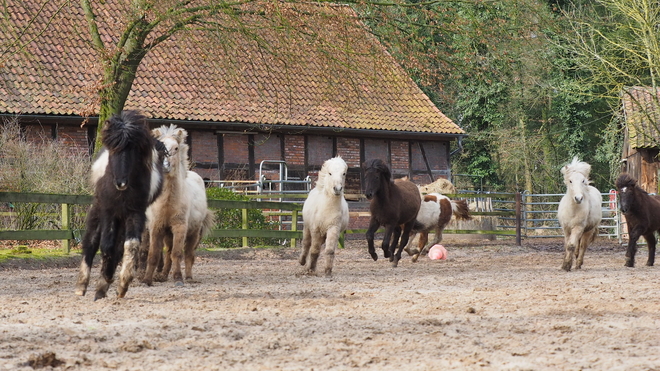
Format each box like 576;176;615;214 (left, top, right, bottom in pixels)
284;135;305;166
254;133;282;164
223;134;249;164
23;124;53;143
190;130;217;165
57;125;89;156
337;137;360;167
390;140;410;177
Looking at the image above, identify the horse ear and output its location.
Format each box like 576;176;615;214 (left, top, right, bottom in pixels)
174;128;188;143
560;165;568;176
152;127;162;138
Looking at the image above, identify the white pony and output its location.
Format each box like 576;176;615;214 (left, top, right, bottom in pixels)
299;156;350;277
142;125;214;286
557;157;602;271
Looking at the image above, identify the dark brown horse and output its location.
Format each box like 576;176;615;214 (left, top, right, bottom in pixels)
363;159;421;267
616;173;660;267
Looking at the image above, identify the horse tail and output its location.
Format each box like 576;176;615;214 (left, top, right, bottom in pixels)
450;199;472;221
199;210;215;239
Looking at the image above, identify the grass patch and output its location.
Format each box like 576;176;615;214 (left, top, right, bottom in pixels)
0;247;76;264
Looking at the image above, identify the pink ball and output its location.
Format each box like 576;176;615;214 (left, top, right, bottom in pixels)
428;244;447;260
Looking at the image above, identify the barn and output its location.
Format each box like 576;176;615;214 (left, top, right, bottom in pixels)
620;86;660;193
0;1;465;196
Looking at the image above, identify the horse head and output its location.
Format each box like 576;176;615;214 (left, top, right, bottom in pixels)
319;156;347;196
561;157;592;204
362;159;391;200
152;125;189;174
616;173;638;213
102;110;153;191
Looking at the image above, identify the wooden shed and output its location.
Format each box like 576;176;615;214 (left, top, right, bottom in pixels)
621;86;660;193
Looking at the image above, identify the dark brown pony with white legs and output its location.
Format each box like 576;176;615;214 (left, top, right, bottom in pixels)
363;159;421;267
616;173;660;267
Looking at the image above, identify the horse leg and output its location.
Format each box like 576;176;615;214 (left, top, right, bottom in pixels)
393;222;415;268
410;231;427;263
404;231;418;256
323;226;342;277
644;232;656;266
75;207;101;296
306;231;325;275
183;230;201;282
625;226;644;267
143;226;165;286
117;237;140;298
381;226;394;260
135;228;150;281
575;228;596;270
156;233;173;282
366;219;380;261
169;223;188;286
117;214;146;298
388;226;402;262
299;227;313;267
562;226;582;272
94;220;119;300
417;226;443;262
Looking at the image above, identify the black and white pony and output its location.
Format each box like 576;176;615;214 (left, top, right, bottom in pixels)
75;110;165;300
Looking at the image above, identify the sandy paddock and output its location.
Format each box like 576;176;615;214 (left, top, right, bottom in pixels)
1;238;659;370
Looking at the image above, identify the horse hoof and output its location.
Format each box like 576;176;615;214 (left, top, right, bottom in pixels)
93;291;107;301
74;288;86;296
561;263;571;272
174;281;184;287
624;261;634;268
646;261;654;266
370;253;378;261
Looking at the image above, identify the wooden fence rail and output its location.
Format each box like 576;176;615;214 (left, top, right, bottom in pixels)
0;191;522;254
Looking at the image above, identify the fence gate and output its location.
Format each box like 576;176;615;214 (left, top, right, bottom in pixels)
518;190;620;241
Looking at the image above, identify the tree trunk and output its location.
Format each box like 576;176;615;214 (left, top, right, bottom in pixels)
94;61;142;154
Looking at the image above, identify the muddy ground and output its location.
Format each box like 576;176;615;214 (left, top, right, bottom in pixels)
1;238;659;370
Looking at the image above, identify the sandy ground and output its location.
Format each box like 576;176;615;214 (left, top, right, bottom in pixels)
1;238;659;371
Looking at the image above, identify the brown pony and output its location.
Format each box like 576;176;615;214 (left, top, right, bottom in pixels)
363;159;421;267
407;192;472;262
616;173;660;267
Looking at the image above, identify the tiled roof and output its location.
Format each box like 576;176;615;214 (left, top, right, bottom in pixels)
622;86;660;149
0;1;463;135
